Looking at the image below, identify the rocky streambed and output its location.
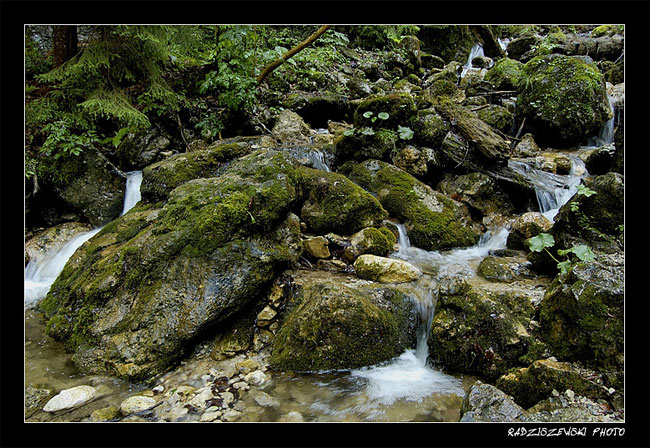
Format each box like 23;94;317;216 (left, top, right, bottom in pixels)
25;25;624;424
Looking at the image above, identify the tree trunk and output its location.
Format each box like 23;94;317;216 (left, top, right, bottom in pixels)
257;25;331;84
469;25;506;59
52;25;78;68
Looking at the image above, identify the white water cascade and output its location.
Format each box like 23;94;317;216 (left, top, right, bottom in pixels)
24;170;143;309
348;223;510;408
509;157;587;222
307;149;331;172
585;95;616;148
460;43;485;79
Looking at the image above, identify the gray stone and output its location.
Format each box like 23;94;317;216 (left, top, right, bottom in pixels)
354;254;421;283
460;381;525;422
120;395;156;415
43;385;97;412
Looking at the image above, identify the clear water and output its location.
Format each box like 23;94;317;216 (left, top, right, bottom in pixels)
509;157;587;221
461;43;485;79
24;171;142;309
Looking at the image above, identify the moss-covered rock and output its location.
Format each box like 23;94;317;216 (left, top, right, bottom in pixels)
269;274;417;371
140;138;255;203
342;159;481;251
476;105;514;133
538;251;624;384
437;172;515;218
298;167;388;235
343;227;396;262
516;55;612;147
507;212;553;250
430;278;537;381
417;25;476;63
495;358;611;409
352;92;417;131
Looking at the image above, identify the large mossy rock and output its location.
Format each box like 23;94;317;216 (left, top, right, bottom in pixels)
538;251;624;387
115;127;173;171
42;147;126;227
430;278;538;381
484;57;525;91
342;159;481;251
437;172;515;218
269;273;417;371
495;358;611;409
140;137;258;202
550;173;624;252
38;149;390;380
516;55;612;147
417;25;476;63
299;168;388;235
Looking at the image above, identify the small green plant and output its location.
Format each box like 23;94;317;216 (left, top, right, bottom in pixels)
344;111;414;141
528;232;596;275
569;184;597;211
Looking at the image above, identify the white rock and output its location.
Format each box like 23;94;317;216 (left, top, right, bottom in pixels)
231;381;250;391
244;370;269;387
353;254;421;283
565;389;575;400
253;391;280;409
43;385;96;412
219;391;235;406
120;395;156;415
221;409;242;422
279;411;304;422
200;410;223;422
188;388;213;409
152;385;164;395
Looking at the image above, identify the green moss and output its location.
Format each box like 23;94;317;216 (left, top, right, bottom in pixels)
591;25;623;38
270;282;415;371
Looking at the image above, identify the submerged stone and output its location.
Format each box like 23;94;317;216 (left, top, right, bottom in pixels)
43;385;97;412
354;254;421;283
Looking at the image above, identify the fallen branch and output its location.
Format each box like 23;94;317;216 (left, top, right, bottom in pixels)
256;25;331;84
176;113;190;152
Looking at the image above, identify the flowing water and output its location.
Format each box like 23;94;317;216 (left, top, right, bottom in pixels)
24;171;143;309
461;43;485;79
509;156;587;221
585;95;616;148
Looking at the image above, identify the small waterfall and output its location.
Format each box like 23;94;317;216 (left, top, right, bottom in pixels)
307;149;331;172
586;95;616;147
120;171;143;215
509;157;586;221
461;43;484;79
24;171;143;309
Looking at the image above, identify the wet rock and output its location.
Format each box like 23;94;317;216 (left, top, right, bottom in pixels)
484;57;524;91
47;146;126;227
120;395;156;415
271;109;313;145
278;411;304;422
460;381;526;422
431;278;537;381
342;227;396;262
116;126;172;170
507;212;553;250
391;145;428;177
516;54;612;147
89;405;121;422
437;172;515;218
342;159;481;251
252;391;280;409
25;386;52;417
236;359;262;375
25;222;94;265
496;358;611;408
244;370;269;387
200;409;223;422
221;409;242;422
256;306;277;327
270;273;417;371
476;105;514;133
316;259;348;272
303;236;330;259
43;385;97;412
513;134;540;158
354;255;421;283
477;256;520;283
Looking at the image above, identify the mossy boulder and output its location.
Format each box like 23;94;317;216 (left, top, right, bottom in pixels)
437;172;515;218
342;159;481;251
430;278;537;381
140;138;255;202
516;55;612;147
115;126;172;171
411;110;449;149
538;251;624;384
495;359;611;409
417;25;476;63
352;92;417;131
269;275;417;371
343;227;396;262
42;146;126;227
550;173;624;252
476;105;514;133
298;168;388;235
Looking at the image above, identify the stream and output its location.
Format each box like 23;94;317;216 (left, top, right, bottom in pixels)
24;141;594;422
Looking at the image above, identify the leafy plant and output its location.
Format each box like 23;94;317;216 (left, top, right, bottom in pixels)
397;125;414;140
528;232;596;275
569;184;597;211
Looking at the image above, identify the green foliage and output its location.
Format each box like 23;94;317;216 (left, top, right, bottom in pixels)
528;232;597;275
397;125;414;140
